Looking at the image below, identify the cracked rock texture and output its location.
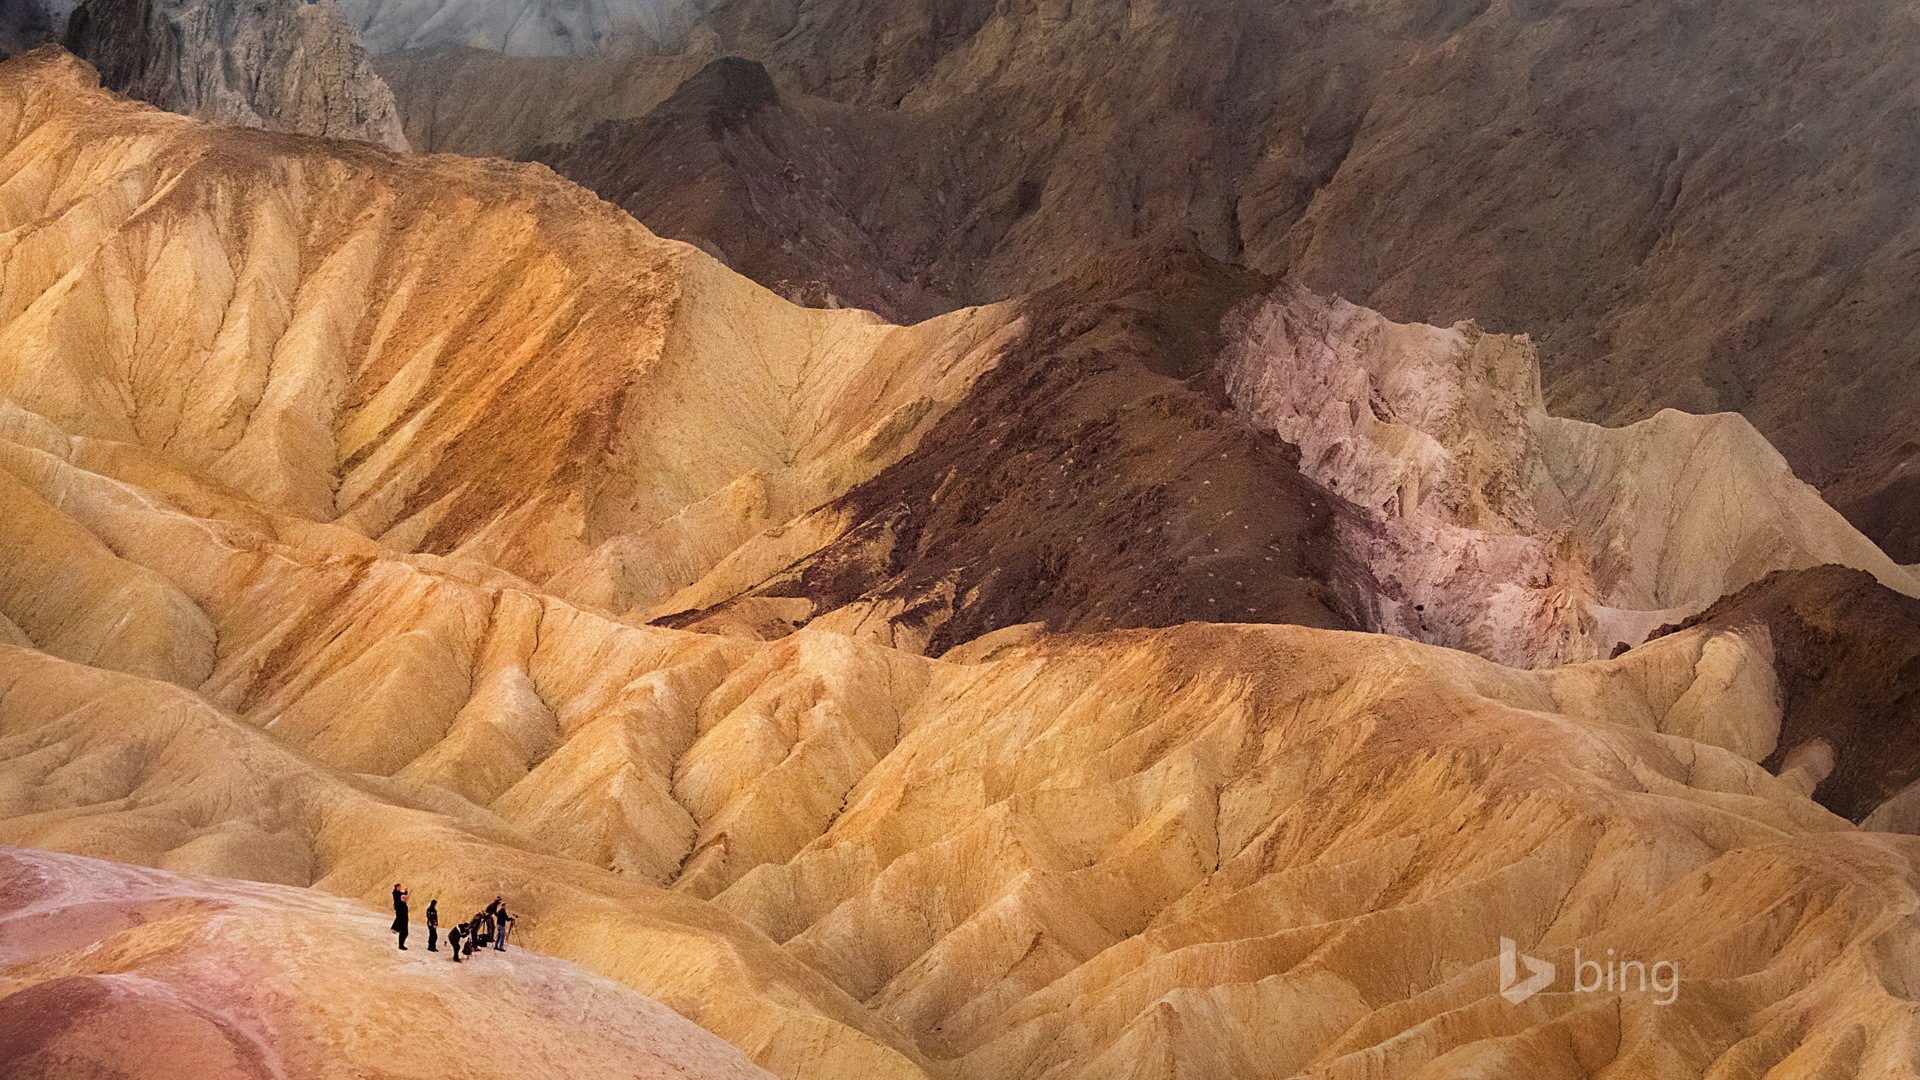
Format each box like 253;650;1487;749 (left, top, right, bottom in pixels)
65;0;408;148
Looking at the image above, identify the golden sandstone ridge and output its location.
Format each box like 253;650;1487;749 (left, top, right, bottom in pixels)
5;45;1920;1080
0;45;1019;624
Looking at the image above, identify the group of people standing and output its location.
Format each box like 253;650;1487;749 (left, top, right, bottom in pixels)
391;884;515;961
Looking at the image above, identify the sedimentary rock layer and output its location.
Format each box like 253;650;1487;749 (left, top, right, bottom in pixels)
658;267;1915;667
1217;284;1920;665
657;252;1377;654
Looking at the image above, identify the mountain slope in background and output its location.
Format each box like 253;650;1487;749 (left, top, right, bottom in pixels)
0;4;56;57
370;0;1920;557
531;56;958;317
336;0;710;56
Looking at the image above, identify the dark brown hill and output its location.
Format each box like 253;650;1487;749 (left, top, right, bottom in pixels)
657;250;1378;653
1664;565;1920;823
531;57;954;318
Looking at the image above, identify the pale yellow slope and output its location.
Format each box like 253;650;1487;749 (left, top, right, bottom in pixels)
1;384;1917;1077
0;46;1018;621
5;543;1919;1078
715;625;1920;1080
0;847;775;1080
0;393;917;893
0;641;934;1080
0;83;1915;1068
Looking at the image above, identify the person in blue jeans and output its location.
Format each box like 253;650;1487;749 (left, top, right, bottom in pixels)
487;898;514;950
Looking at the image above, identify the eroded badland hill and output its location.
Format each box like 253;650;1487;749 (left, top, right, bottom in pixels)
2;9;1920;1078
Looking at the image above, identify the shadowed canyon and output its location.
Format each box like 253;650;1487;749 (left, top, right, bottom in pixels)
2;2;1920;1078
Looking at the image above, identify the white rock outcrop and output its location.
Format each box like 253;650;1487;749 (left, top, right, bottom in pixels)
1220;284;1920;666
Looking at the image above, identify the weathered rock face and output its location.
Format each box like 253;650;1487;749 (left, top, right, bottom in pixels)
64;0;409;148
335;0;709;56
0;46;1019;624
1217;284;1920;666
370;0;1920;557
0;848;776;1080
653;265;1915;667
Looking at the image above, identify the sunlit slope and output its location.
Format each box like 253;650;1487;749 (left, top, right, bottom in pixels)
1;368;1917;1076
0;636;934;1080
717;623;1920;1079
0;847;777;1080
4;481;1919;1077
0;369;1914;1077
0;46;1018;621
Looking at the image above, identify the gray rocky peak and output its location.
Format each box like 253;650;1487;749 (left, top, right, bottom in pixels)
66;0;408;149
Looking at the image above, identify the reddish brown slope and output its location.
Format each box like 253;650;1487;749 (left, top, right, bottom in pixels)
1662;565;1920;823
658;251;1377;653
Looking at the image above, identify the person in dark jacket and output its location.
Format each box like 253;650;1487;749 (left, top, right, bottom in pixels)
391;884;409;950
487;897;514;951
425;899;439;952
448;923;465;962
